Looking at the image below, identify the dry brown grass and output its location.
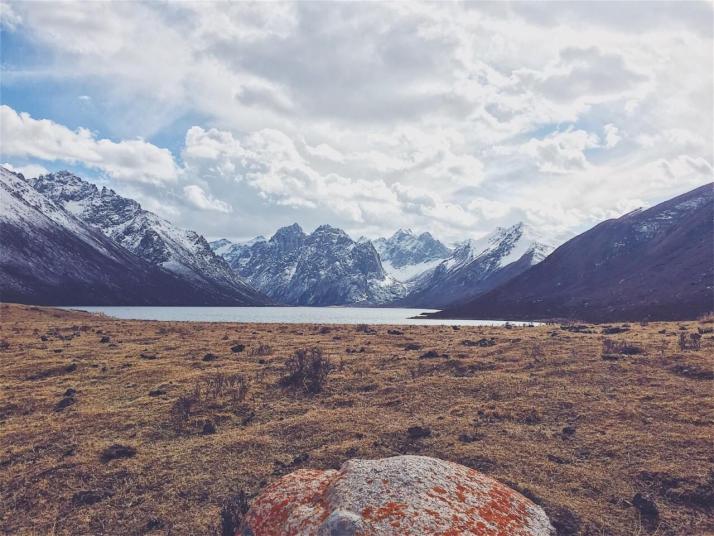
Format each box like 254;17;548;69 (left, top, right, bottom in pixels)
0;303;712;535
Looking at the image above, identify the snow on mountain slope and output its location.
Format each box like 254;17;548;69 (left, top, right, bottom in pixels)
0;166;229;305
373;229;451;281
398;223;553;308
31;171;270;305
212;224;405;305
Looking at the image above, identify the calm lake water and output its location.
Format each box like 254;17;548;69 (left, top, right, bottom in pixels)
63;306;533;326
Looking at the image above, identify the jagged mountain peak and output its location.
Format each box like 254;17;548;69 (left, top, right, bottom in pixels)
374;228;451;275
398;221;554;308
212;222;405;305
0;166;265;305
30;169;269;305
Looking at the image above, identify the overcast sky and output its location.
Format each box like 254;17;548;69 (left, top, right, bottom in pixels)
1;1;712;244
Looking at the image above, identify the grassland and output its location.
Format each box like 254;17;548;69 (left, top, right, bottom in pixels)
0;303;712;535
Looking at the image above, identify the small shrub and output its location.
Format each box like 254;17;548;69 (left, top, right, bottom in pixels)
602;338;644;358
698;312;714;324
250;344;273;356
100;444;136;463
280;347;333;394
355;324;376;334
529;343;545;362
679;332;702;351
170;395;196;432
602;326;629;335
219;491;249;536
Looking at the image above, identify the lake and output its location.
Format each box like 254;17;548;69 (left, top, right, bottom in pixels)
62;306;533;326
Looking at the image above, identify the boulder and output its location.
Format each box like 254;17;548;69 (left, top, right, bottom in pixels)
240;455;554;535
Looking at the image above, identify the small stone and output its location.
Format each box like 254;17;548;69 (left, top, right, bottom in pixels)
100;444;136;463
202;353;219;362
54;397;76;412
231;344;246;353
63;388;76;397
100;336;110;343
71;489;113;506
407;426;431;439
201;420;216;435
562;425;576;437
632;493;659;521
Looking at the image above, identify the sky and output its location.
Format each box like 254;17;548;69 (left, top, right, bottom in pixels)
1;1;712;244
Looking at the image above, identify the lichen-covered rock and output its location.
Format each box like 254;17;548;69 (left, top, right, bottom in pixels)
240;455;555;535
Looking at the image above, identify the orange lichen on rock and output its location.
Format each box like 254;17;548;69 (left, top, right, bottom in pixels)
239;455;554;535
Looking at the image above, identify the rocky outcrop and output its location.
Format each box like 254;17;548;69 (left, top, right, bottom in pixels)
240;455;554;535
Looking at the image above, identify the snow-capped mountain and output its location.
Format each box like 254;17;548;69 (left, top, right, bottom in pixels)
373;229;452;282
30;171;270;305
431;183;714;322
398;222;553;308
0;167;234;305
211;224;405;305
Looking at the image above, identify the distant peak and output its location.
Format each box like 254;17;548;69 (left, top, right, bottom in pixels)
276;222;304;234
393;228;414;238
313;224;349;238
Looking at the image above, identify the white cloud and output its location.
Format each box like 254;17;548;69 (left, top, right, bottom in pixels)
183;184;232;213
1;1;711;242
0;105;178;184
603;124;621;149
522;129;600;174
1;162;48;179
0;2;20;29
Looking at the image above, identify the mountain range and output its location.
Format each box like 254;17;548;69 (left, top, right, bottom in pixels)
0;167;269;305
210;224;405;306
396;223;552;308
429;183;714;321
1;164;711;320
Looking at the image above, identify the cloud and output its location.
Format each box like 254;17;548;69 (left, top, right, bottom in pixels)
0;105;178;184
603;124;621;149
522;129;600;173
183;184;232;213
0;2;21;29
1;162;48;179
1;1;711;243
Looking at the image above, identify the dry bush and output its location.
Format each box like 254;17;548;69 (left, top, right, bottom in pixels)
250;344;273;356
279;347;333;394
602;338;644;357
678;332;702;351
170;374;250;433
170;395;197;433
698;312;714;323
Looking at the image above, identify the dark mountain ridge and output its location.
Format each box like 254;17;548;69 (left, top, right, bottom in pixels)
430;183;714;321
